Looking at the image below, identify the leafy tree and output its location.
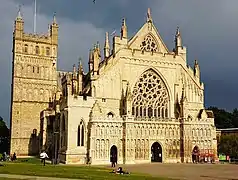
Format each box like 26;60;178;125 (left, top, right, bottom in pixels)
218;134;238;158
208;106;233;128
232;108;238;128
0;116;10;153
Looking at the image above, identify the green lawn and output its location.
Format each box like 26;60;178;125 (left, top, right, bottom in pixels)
0;159;172;180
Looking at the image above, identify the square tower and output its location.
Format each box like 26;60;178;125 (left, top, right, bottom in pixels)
10;11;58;156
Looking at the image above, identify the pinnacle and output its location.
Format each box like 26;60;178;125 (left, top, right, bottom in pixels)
53;12;57;24
147;8;152;22
16;5;23;20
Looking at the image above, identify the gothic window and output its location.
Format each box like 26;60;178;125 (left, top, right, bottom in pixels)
46;47;50;56
36;46;40;55
77;121;85;146
140;34;158;53
23;44;28;53
132;69;169;118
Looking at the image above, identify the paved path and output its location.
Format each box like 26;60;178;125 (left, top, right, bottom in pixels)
117;163;238;180
0;174;80;180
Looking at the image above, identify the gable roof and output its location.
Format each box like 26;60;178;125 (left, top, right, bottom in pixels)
128;21;170;53
90;100;103;117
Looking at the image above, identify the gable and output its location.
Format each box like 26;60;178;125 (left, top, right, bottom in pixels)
91;100;103;117
128;22;169;54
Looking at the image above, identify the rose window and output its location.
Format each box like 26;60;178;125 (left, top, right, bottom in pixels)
132;69;169;118
140;35;158;53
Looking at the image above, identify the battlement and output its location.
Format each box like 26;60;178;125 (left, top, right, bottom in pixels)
22;33;51;44
14;11;58;45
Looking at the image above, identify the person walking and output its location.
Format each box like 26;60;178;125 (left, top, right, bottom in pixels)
40;151;49;166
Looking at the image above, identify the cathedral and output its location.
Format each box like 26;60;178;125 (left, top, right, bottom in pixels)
10;8;217;164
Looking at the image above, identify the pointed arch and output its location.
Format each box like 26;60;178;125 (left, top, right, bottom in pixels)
132;68;170;118
77;120;85;147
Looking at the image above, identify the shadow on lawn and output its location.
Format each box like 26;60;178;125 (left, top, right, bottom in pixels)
0;159;174;180
10;157;44;165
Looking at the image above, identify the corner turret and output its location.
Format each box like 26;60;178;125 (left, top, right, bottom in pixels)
14;6;24;40
121;18;127;39
93;42;101;75
174;27;186;59
112;18;128;54
50;13;58;45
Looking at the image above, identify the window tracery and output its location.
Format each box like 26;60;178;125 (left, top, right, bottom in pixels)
132;69;169;118
140;34;158;53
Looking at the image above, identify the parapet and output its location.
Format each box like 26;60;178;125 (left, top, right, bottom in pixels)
22;33;51;44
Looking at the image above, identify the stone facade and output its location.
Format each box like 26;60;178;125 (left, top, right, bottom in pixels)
11;8;217;163
10;10;58;156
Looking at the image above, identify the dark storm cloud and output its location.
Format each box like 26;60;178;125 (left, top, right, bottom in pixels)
1;0;237;126
149;0;238;111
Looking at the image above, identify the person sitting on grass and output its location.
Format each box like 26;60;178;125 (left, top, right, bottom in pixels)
111;167;130;175
40;151;49;166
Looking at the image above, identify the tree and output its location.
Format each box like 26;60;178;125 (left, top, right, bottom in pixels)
0;116;10;154
232;108;238;128
208;107;234;128
218;134;238;158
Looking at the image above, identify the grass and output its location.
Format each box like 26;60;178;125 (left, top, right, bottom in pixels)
0;158;172;180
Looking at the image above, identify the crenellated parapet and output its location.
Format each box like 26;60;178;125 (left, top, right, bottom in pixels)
22;33;51;44
13;9;58;46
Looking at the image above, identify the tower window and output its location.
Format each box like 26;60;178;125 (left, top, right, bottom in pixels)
33;66;35;73
36;46;40;55
37;67;40;73
24;44;28;53
46;47;50;56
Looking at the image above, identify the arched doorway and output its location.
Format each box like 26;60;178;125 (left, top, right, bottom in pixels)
110;145;118;163
151;142;162;162
192;146;199;163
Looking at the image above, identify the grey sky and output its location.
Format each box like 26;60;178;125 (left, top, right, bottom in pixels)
1;0;237;126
